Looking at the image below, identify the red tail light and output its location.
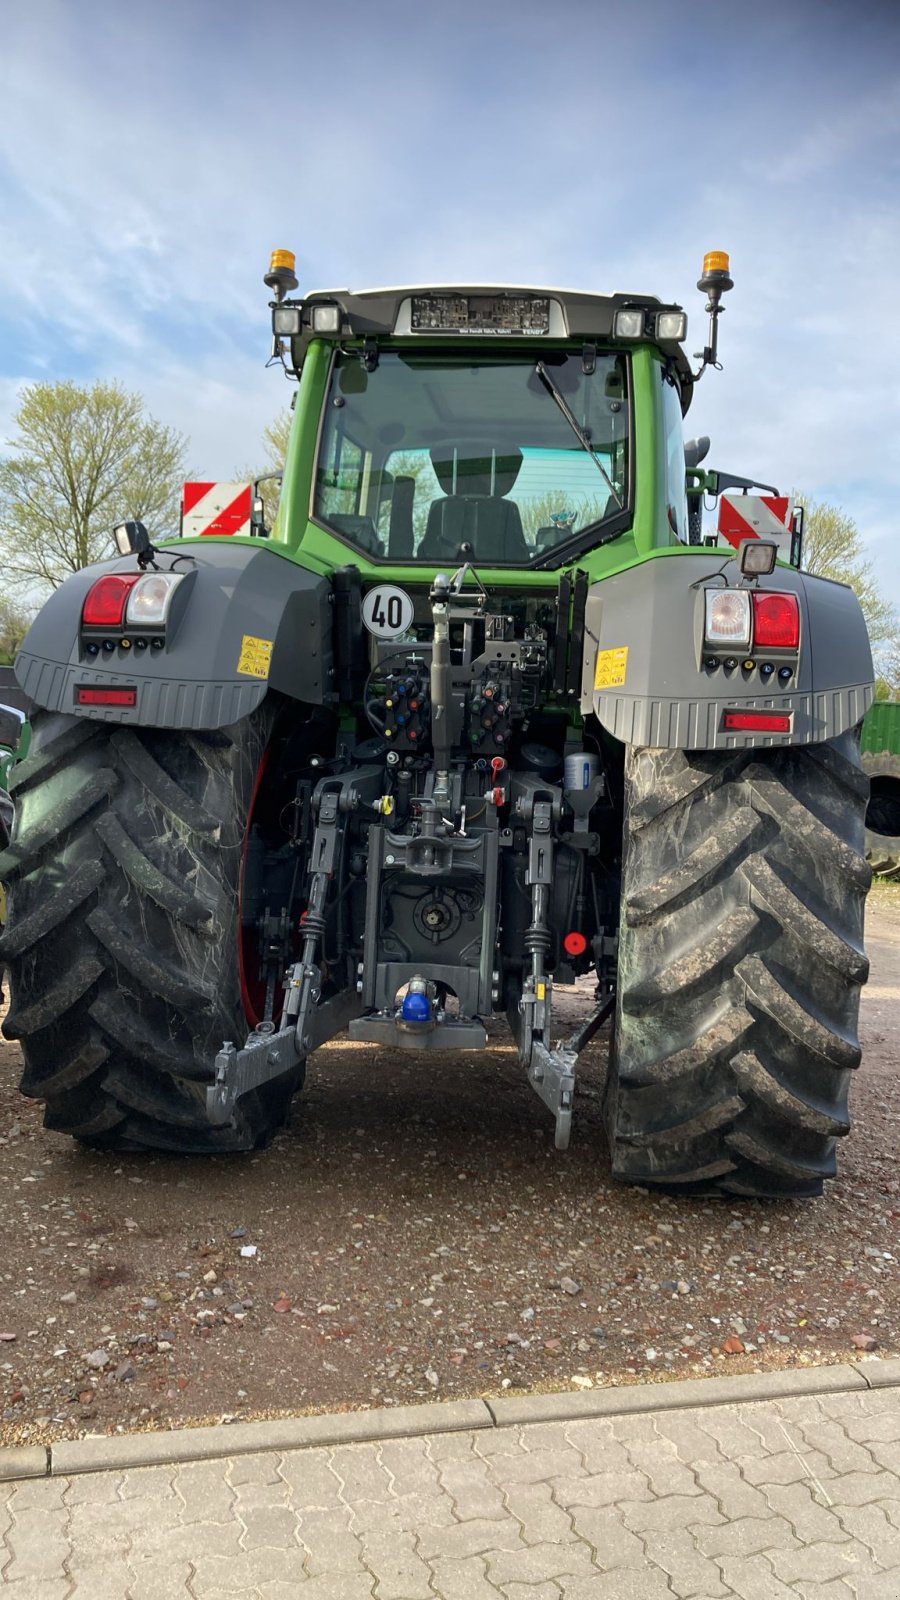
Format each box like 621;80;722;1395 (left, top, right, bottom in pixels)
77;687;137;707
82;575;140;628
723;710;792;733
752;591;800;649
564;931;588;957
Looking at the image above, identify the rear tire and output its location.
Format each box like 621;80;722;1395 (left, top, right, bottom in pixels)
863;751;900;880
0;706;301;1152
607;731;871;1197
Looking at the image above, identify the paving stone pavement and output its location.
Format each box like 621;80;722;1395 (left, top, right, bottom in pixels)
3;1386;900;1598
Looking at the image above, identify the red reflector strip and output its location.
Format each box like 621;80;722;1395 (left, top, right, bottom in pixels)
77;687;137;707
723;710;791;733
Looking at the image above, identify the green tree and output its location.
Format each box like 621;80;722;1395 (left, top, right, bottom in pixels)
0;381;188;595
797;497;897;644
238;407;292;529
0;596;34;664
874;638;900;701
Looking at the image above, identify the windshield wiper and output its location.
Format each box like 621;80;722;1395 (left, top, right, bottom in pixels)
534;361;623;511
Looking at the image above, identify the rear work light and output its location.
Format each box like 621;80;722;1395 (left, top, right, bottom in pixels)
82;574;140;628
752;591;800;649
76;687;137;707
723;710;792;733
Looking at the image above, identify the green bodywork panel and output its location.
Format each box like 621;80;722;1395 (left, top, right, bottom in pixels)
861;700;900;756
0;714;28;922
0;718;29;791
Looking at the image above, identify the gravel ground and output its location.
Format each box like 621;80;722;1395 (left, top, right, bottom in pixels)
0;883;897;1448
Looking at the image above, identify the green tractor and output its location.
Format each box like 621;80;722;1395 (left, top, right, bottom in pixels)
0;698;29;933
862;701;900;880
0;251;875;1196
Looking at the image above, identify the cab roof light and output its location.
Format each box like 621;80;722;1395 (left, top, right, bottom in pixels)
613;308;645;339
752;591;800;650
656;310;687;341
723;710;792;734
82;574;141;629
311;303;341;334
704;588;751;648
272;304;303;337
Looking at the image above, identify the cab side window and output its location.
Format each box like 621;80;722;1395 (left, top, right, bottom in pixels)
661;372;688;543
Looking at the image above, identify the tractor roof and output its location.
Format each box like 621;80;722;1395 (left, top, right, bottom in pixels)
281;283;694;402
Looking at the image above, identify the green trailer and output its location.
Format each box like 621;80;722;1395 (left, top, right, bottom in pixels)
0;250;876;1196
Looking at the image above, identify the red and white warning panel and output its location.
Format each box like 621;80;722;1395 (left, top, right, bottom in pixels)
182;482;253;539
718;494;795;557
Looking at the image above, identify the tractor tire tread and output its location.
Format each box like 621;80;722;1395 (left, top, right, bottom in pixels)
608;729;869;1197
2;707;296;1153
94;811;215;926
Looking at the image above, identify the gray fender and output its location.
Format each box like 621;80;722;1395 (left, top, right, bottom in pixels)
14;543;334;728
579;551;874;750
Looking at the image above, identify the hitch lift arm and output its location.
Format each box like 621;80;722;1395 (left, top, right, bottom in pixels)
206;778;364;1127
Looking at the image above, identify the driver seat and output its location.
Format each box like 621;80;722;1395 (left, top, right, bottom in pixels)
419;447;528;565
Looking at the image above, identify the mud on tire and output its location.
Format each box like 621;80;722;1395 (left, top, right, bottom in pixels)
606;730;871;1197
0;705;299;1152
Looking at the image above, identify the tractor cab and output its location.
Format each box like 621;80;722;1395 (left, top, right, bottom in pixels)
267;273;698;575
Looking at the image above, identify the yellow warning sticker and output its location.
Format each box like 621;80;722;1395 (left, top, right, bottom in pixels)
237;634;274;678
594;645;629;690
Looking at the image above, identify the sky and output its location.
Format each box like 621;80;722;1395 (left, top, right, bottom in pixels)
1;0;899;608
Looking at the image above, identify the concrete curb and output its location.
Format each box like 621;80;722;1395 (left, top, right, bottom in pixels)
855;1356;900;1388
0;1446;47;1483
1;1359;897;1484
487;1361;871;1427
50;1398;493;1479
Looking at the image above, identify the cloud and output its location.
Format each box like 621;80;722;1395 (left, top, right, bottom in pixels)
0;0;898;612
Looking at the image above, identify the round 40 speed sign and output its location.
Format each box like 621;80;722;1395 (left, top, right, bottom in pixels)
361;584;415;640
